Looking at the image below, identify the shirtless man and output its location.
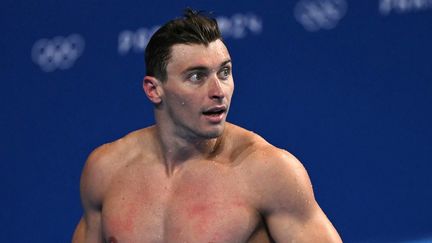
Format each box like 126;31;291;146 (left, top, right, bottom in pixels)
72;9;342;243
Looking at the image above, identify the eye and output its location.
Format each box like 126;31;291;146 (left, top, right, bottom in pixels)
188;72;207;83
218;67;231;80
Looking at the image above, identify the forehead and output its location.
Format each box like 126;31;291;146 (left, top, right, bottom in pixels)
167;39;231;73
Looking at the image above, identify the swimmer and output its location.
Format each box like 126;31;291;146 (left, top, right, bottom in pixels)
72;8;342;243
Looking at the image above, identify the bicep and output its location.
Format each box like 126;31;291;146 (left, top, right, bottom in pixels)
265;203;342;243
72;217;86;243
72;213;104;243
72;179;104;243
255;150;341;242
73;147;112;243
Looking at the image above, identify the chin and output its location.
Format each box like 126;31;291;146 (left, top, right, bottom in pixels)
204;132;223;139
199;125;225;139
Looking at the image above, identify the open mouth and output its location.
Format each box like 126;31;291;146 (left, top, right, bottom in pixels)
202;107;227;116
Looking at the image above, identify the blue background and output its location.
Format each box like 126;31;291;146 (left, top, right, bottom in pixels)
1;0;431;242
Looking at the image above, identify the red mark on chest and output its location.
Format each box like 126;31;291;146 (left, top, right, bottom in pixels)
184;199;248;237
187;203;214;234
188;204;211;216
106;201;139;234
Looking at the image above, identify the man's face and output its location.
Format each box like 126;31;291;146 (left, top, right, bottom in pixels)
160;39;234;139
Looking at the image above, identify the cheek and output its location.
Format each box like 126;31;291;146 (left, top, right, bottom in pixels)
166;93;200;117
173;91;202;108
165;90;187;107
177;96;193;108
224;83;235;100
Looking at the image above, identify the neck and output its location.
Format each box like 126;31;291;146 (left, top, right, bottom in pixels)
153;124;223;176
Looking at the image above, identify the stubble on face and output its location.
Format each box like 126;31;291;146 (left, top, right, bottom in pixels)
160;40;234;141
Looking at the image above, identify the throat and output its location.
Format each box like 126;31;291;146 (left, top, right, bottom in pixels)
162;137;224;177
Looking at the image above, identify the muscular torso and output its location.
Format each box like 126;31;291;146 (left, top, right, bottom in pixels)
98;126;273;242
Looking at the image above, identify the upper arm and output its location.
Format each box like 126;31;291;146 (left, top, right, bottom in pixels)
72;145;113;243
254;150;342;242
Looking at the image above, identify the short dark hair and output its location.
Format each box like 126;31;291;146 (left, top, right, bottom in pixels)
145;8;222;81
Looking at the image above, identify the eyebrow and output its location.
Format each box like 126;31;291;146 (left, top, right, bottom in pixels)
181;59;232;75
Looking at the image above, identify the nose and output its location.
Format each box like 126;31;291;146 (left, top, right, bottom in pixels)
208;76;225;100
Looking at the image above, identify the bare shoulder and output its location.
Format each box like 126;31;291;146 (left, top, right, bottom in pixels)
226;124;313;212
226;124;342;242
80;127;154;208
226;123;302;170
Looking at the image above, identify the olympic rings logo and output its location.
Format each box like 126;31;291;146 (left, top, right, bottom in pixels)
31;34;85;72
294;0;348;32
379;0;432;15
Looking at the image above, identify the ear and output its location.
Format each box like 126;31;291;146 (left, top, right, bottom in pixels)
143;76;163;104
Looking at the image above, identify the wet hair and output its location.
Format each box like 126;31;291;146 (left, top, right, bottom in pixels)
145;8;222;81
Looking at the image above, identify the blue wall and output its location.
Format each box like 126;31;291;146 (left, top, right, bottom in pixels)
2;0;432;242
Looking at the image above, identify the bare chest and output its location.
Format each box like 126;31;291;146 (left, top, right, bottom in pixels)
101;163;260;242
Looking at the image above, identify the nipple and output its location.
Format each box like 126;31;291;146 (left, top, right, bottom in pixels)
108;237;118;243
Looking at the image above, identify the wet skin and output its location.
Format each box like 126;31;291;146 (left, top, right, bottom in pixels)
72;40;341;242
100;125;276;242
